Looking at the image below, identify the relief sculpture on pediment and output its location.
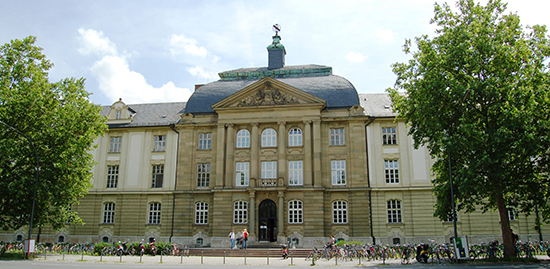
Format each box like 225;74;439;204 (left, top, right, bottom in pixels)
237;82;299;107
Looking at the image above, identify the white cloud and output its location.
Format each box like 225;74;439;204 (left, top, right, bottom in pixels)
169;34;209;58
187;66;218;81
77;28;117;56
375;28;397;43
346;52;367;63
78;28;192;104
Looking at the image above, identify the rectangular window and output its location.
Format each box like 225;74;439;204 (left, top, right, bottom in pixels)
103;203;115;224
382;127;397;145
106;165;119;188
109;137;122;153
198;133;212;150
236;162;249;186
288;161;303;186
261;161;277;179
508;208;516;221
330;128;345;146
333;201;348;224
387;200;402;223
148;203;161;224
288;200;303;224
385;160;399;184
197;163;210;187
151;165;164;188
331;160;346;185
195;202;208;224
153;135;166;152
233;201;248;224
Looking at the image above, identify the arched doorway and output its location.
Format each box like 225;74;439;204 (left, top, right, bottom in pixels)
258;199;277;242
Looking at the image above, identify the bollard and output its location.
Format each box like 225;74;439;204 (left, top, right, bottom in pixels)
81;251;84;261
181;249;184;263
224;251;226;264
119;253;122;262
140;252;143;263
244;251;247;265
267;251;269;265
291;251;294;265
335;254;338;265
63;250;65;261
100;251;103;262
201;251;204;264
45;249;47;260
160;251;163;263
359;255;361;265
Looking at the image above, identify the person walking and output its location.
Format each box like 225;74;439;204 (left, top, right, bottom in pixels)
228;229;236;249
242;229;249;249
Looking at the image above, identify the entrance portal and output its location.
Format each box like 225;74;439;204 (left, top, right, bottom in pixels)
258;199;277;242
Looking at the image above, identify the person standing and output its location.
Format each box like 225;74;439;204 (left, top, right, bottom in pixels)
242;229;249;249
228;229;236;249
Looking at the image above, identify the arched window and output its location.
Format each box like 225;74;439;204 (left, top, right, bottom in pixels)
261;128;277;147
387;200;402;223
196;238;204;245
102;236;109;243
58;236;65;243
288;127;302;146
288;200;303;224
148;202;161;224
332;200;348;224
233;201;248;224
236;129;250;148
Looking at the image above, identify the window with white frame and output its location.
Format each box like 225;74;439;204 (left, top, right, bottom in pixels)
330;128;345;146
195;202;208;224
288;127;302;147
236;162;250;186
508;208;516;221
198;133;212;150
148;202;161;224
153;135;166;152
115;110;121;120
382;127;397;145
261;128;277;147
106;165;119;188
236;129;250;148
288;200;303;224
197;163;210;187
332;201;348;224
385;160;399;184
109;137;122;153
151;165;164;188
103;203;115;224
331;160;346;185
261;161;277;179
233;201;248;224
288;161;303;186
387;200;402;223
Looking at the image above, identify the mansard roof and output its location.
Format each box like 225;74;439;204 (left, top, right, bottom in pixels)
185;66;360;114
101;102;186;128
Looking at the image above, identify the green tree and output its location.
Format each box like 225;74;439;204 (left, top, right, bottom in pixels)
0;36;106;232
387;0;550;258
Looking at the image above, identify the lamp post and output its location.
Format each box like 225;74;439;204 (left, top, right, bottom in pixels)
0;120;39;258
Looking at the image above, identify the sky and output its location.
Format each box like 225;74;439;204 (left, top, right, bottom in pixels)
1;0;549;106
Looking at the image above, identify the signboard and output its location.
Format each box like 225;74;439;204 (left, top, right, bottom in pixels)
24;239;35;253
454;237;469;259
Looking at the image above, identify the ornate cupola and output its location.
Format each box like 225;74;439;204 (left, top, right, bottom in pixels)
267;24;286;70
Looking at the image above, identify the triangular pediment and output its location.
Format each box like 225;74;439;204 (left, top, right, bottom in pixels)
212;77;326;110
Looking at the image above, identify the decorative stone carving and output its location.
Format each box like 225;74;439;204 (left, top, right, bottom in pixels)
349;105;365;116
237;84;299;107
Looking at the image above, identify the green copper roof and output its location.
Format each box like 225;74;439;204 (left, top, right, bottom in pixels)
218;65;333;80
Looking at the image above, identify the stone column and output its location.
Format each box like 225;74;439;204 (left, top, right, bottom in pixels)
313;120;322;187
225;123;234;188
303;120;312;187
249;190;256;237
277;121;286;183
215;123;226;188
277;191;285;240
250;122;259;182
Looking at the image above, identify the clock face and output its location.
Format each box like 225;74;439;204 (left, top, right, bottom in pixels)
272;24;281;33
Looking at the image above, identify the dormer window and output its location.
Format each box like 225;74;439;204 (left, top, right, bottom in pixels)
115;110;121;120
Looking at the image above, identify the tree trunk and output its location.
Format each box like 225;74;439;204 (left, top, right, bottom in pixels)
497;194;515;258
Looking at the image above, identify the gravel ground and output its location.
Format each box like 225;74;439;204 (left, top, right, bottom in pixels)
32;253;406;267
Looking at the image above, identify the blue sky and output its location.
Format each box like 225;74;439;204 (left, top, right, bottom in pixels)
1;0;548;105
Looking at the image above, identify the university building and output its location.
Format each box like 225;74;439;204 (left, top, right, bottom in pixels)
3;32;548;247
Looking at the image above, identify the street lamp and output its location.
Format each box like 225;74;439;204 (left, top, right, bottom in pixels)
0;120;39;258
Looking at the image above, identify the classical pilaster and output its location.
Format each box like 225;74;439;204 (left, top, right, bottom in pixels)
251;122;259;181
249;190;256;236
225;123;234;188
313;120;322;187
215;123;226;188
277;121;286;181
278;191;285;238
303;120;312;187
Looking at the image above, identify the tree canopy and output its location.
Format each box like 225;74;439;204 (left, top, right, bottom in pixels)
0;36;106;231
387;0;550;258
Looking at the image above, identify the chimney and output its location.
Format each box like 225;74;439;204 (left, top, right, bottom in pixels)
195;84;205;91
267;33;286;70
